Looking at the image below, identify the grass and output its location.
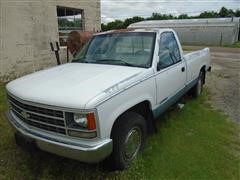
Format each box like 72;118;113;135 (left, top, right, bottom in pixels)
0;82;239;179
224;41;240;48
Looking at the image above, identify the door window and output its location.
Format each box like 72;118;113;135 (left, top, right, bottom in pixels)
159;32;181;69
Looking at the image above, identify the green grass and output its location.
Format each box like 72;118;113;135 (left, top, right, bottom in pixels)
223;41;240;48
0;82;239;179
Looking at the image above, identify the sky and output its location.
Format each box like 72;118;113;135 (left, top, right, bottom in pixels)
101;0;240;23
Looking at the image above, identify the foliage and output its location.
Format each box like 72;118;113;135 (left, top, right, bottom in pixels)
146;13;176;20
219;7;234;17
58;18;82;30
0;83;239;179
101;20;124;31
178;14;189;19
123;16;145;28
101;16;144;31
199;11;218;18
102;7;240;31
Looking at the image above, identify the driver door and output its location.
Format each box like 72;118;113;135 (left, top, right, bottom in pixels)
155;32;186;105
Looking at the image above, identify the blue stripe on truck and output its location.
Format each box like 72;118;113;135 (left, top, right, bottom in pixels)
153;78;198;118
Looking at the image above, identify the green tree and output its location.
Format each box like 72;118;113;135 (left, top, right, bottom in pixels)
219;7;234;17
178;14;189;19
123;16;145;28
101;23;107;31
147;13;176;20
58;18;82;29
104;20;124;30
235;9;240;17
199;11;218;18
101;6;239;31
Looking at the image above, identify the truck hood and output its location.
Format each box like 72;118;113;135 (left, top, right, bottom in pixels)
6;63;144;109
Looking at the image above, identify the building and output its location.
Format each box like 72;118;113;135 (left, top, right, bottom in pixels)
129;18;240;46
0;0;101;81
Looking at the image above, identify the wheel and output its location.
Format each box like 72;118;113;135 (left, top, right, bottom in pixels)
109;112;147;170
14;132;38;151
193;71;204;97
15;132;23;147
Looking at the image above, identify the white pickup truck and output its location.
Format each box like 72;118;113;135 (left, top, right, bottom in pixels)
6;28;211;170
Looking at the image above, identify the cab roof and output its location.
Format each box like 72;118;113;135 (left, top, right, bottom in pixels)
96;28;173;36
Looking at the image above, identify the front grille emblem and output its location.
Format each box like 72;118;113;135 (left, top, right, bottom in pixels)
21;111;30;119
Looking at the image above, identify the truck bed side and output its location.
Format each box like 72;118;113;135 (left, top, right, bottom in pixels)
184;48;211;84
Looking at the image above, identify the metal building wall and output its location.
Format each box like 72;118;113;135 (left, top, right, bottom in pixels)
129;18;240;46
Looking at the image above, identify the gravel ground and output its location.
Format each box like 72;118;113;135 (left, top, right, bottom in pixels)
184;46;240;123
206;48;240;123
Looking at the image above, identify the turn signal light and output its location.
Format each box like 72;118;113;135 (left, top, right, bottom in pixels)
87;112;96;130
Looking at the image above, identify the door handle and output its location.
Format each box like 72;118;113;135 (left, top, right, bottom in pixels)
181;67;185;72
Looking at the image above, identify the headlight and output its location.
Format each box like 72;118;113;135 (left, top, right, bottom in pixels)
73;113;88;128
68;112;97;130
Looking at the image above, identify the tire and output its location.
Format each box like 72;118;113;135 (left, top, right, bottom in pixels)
14;132;38;151
109;112;147;170
193;71;204;97
15;132;23;147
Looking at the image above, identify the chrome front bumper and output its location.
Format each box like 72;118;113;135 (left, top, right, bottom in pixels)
7;111;112;163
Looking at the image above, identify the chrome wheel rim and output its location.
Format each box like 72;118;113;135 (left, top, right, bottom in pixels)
124;127;142;161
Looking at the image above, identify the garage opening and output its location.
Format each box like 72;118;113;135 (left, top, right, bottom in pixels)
57;6;84;46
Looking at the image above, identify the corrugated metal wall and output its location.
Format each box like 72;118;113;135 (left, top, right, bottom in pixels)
129;18;240;45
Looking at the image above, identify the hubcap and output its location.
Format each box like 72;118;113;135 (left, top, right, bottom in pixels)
124;127;142;161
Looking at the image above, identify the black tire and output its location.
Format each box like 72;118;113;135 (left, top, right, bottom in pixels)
109;112;147;170
14;132;38;151
15;132;23;147
192;71;204;97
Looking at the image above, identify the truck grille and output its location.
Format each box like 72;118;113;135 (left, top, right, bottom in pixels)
8;95;66;135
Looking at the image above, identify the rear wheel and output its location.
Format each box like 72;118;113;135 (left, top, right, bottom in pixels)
193;71;204;97
109;112;147;170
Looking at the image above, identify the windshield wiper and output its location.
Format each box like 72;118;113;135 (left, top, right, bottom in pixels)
73;58;146;68
95;59;137;67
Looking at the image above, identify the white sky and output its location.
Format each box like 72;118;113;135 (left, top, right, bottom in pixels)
101;0;240;23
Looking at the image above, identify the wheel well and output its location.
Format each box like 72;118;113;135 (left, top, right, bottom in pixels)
128;101;152;121
200;65;206;84
111;101;155;137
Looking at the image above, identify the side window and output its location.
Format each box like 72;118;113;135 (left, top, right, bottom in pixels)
159;32;181;69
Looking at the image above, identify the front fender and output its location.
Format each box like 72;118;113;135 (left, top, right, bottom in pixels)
96;76;156;139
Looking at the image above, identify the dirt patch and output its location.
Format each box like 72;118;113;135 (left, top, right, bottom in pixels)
184;46;240;122
206;49;240;123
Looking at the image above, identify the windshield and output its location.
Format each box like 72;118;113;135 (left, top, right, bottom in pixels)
72;32;156;68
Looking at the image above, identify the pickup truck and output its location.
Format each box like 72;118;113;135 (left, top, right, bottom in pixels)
6;28;211;170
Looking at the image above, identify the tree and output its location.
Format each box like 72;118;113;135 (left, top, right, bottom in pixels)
102;20;124;31
219;7;234;17
58;18;82;29
235;9;240;17
199;11;218;18
219;7;228;17
101;7;240;31
101;23;107;31
122;16;145;28
146;13;176;20
178;14;189;19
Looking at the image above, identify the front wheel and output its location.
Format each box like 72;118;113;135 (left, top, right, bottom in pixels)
109;112;147;170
